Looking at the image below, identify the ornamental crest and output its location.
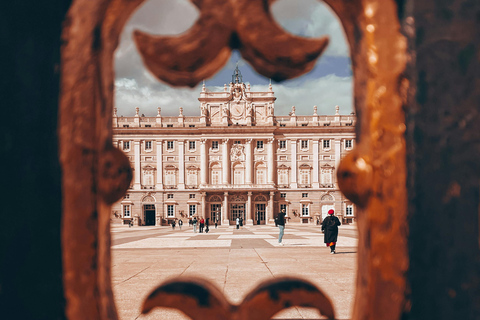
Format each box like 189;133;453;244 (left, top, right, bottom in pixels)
230;144;245;161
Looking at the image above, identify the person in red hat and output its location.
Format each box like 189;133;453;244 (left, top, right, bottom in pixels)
321;209;341;254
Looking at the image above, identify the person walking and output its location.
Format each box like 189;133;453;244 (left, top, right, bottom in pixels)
321;209;341;254
215;220;218;229
239;217;243;229
276;209;286;246
199;218;205;233
205;218;210;233
193;217;197;233
171;220;176;230
236;217;240;230
178;219;183;230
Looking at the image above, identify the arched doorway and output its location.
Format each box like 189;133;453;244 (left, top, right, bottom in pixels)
142;195;156;226
229;194;246;225
320;194;334;222
209;195;222;225
254;195;267;225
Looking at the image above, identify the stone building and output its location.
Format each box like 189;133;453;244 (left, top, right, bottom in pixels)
112;67;356;226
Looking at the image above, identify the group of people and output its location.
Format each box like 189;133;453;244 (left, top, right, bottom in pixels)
276;208;341;254
170;217;219;233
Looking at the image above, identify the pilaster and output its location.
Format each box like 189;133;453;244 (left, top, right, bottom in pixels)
246;139;253;184
312;139;320;188
133;140;141;190
156;140;163;189
222;138;230;185
178;140;185;190
290;139;297;188
267;138;275;185
200;139;207;185
223;192;229;225
247;191;253;225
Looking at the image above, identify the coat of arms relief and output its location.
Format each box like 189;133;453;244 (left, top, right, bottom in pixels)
230;144;245;161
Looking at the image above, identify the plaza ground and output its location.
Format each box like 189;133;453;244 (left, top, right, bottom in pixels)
112;224;358;319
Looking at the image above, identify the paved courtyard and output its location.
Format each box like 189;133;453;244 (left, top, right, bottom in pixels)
112;224;358;319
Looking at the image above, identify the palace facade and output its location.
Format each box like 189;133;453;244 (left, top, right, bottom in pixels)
112;68;356;226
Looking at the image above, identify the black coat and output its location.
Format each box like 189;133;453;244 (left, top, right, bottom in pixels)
322;215;341;243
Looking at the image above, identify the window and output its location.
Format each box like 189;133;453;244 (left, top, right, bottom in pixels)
233;163;244;185
189;125;195;128
123;205;131;218
145;124;151;127
143;172;154;186
234;140;241;144
321;167;333;187
279;140;286;149
302;204;309;216
124;194;130;199
302;193;308;198
280;193;286;198
189;205;196;216
301;123;308;127
165;170;176;186
189;194;195;199
280;204;287;213
167;205;174;217
301;140;308;149
167;124;173;128
300;170;310;185
189;141;196;150
123;141;130;150
256;169;265;184
212;141;219;150
167;141;174;150
167;194;174;199
187;170;198;186
345;139;353;149
323;139;330;149
211;171;220;185
256;141;264;149
145;141;152;150
346;205;353;216
123;124;129;128
280;123;286;127
278;169;289;186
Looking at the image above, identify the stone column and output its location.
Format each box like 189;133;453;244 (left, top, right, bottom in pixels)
246;139;253;184
334;138;341;187
247;192;253;225
156;140;163;189
290;139;297;188
222;138;230;185
223;192;229;225
178;140;185;190
312;139;320;188
134;140;141;190
267;138;275;185
201;192;206;219
268;191;275;225
200;139;207;185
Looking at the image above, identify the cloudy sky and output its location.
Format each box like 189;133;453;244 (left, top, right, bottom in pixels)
115;0;352;117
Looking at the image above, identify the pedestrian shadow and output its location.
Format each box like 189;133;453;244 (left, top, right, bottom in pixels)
335;251;357;254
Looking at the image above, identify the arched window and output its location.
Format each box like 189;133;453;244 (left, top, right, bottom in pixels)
210;163;221;185
233;162;244;185
255;162;266;185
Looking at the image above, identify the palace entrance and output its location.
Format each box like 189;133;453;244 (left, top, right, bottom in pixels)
230;203;245;225
144;204;155;226
255;203;266;225
210;203;221;224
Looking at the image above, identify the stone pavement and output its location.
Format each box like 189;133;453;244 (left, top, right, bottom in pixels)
112;224;358;320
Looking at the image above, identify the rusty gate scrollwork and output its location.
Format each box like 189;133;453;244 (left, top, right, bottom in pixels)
59;0;408;319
